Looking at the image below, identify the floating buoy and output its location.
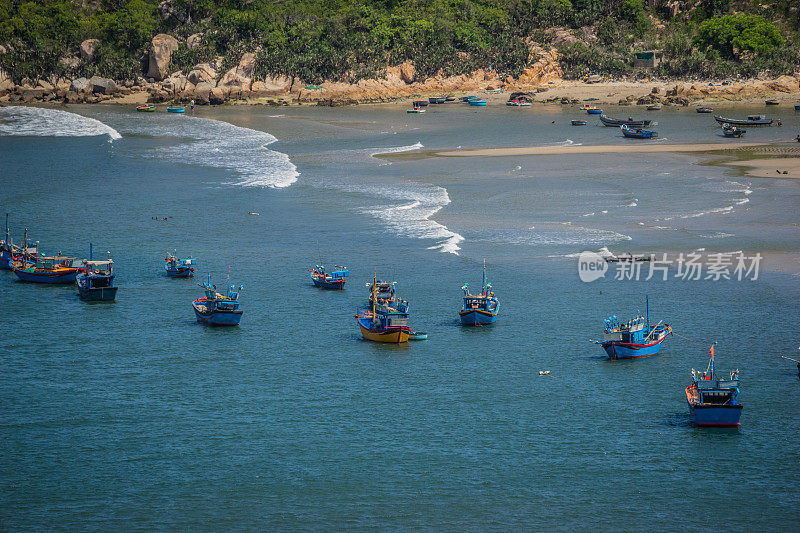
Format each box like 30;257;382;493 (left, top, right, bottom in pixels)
247;212;260;215
538;370;551;375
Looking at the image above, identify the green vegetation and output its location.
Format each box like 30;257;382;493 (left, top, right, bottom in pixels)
0;0;798;84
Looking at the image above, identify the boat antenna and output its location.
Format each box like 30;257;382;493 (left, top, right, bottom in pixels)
372;269;377;318
4;213;7;242
646;294;649;326
23;228;28;261
482;258;486;296
89;242;93;261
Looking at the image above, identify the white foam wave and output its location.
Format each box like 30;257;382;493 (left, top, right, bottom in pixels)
698;231;735;238
104;113;298;188
0;106;121;141
679;206;734;219
626;201;638;207
735;198;750;205
359;182;463;255
369;142;424;157
498;224;631;246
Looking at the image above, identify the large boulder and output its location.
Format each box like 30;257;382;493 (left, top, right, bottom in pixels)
187;63;216;85
147;34;179;81
209;86;227;105
70;77;91;93
187;33;203;50
250;76;292;97
191;81;215;104
64;90;82;104
399;61;415;84
88;76;118;95
218;52;256;91
80;39;100;61
162;72;187;93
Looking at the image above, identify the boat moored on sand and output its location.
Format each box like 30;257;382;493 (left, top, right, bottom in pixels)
686;343;743;427
459;260;499;326
714;114;772;126
593;295;671;359
600;115;652;127
192;273;243;326
621;124;658;139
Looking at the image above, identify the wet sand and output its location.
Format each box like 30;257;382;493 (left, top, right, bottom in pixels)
436;142;771;157
725;157;800;179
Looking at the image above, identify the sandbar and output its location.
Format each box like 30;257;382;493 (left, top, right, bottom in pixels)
724;157;800;179
436;142;771;157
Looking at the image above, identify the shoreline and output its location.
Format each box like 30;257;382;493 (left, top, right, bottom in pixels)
435;142;776;158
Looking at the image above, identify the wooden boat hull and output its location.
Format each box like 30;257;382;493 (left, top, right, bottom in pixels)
600;115;651;127
311;275;345;290
167;107;185;114
586;108;602;114
192;301;242;326
714;115;772;126
601;333;668;359
13;268;80;284
165;266;194;277
469;100;487;106
78;286;118;301
571;120;587;126
358;323;409;343
686;386;742;426
459;308;498;326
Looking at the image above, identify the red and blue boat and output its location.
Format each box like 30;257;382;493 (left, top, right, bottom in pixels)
594;296;671;359
12;254;84;284
686;343;743;427
308;264;348;290
621;124;658;139
192;273;243;326
459;259;499;326
164;251;196;277
355;274;411;343
1;218;37;270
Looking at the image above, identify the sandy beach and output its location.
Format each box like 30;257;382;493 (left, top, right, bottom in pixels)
436;142;772;157
724;157;800;179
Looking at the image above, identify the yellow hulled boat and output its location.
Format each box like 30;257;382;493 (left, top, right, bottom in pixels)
356;274;412;343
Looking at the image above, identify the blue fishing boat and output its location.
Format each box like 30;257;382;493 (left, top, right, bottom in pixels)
309;264;348;289
586;107;602;114
164;251;196;277
192;273;243;326
0;218;37;270
621;124;658;139
459;260;499;326
594;296;671;359
356;274;411;343
469;99;487;107
429;97;446;104
461;96;479;102
76;244;117;301
13;254;83;284
686;343;743;427
167;106;185;114
795;104;800;111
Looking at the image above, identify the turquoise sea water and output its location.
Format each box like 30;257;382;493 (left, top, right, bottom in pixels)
1;103;799;530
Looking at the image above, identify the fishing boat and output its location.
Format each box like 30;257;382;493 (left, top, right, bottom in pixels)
696;107;713;113
593;295;671;360
308;264;348;289
164;252;196;277
686;344;743;427
586;107;603;115
76;244;117;301
192;273;243;326
136;104;155;112
469;99;487;107
621;124;658;139
407;106;425;114
765;99;780;106
646;103;662;111
714;114;773;126
412;100;429;107
356;274;411;343
795;104;800;111
445;95;456;102
13;255;83;284
461;96;479;102
506;99;532;107
459;260;499;326
721;124;745;138
571;119;588;126
409;332;428;341
428;97;446;104
0;219;37;270
166;106;185;114
600;115;652;127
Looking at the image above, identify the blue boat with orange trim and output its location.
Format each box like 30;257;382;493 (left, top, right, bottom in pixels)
593;295;671;359
192;273;243;326
355;274;411;343
309;264;348;289
686;343;743;427
459;260;499;326
12;254;84;284
164;251;196;277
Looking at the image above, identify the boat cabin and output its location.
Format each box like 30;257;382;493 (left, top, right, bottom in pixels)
604;316;647;343
82;260;114;286
690;369;740;405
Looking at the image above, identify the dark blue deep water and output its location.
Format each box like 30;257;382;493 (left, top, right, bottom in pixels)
1;104;798;530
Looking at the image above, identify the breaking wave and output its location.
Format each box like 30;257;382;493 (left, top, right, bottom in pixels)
0;106;121;141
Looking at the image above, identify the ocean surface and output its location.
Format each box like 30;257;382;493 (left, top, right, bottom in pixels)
1;102;799;530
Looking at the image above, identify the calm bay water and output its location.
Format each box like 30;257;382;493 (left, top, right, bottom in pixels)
1;102;799;530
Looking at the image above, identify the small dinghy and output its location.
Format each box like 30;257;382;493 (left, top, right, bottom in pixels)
167;106;185;114
696;107;713;113
409;332;428;341
136;104;155;112
765;99;780;106
469;99;487;107
571;119;588;126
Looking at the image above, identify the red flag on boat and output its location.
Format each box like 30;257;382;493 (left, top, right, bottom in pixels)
710;344;715;358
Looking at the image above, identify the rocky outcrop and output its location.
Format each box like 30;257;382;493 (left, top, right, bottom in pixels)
187;63;216;85
187;33;203;49
217;52;256;95
250;76;292;97
80;39;100;61
70;77;91;93
515;48;562;88
399;61;415;84
147;34;179;81
89;76;118;94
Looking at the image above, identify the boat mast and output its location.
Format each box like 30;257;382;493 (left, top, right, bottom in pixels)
4;213;8;243
482;258;486;296
646;294;650;325
372;270;376;318
23;228;27;262
89;242;93;261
